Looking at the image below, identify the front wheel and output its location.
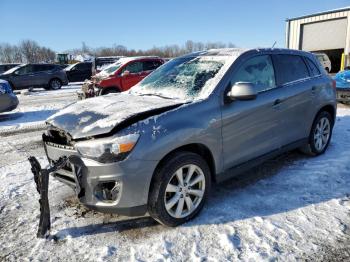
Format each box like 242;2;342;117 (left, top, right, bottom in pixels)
148;152;211;227
49;79;62;90
301;111;333;156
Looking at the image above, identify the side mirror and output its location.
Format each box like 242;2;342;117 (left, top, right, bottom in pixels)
121;70;130;77
227;82;257;101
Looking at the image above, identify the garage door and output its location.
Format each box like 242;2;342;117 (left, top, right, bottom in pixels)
301;18;348;51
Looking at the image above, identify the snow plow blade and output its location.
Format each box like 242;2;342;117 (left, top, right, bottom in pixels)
28;156;68;238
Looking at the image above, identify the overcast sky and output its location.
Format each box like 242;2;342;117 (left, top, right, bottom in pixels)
1;0;349;52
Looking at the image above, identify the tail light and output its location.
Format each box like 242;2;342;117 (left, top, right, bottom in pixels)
332;79;336;91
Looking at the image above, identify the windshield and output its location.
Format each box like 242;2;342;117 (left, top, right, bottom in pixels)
2;64;24;74
131;55;232;100
103;62;122;74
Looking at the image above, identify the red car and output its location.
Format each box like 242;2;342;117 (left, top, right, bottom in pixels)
80;57;164;98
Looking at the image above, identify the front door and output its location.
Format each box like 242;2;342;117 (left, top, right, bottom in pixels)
121;61;144;89
221;54;283;169
11;65;35;89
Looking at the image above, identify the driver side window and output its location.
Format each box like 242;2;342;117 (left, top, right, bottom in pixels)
124;62;143;74
16;65;33;75
231;55;276;93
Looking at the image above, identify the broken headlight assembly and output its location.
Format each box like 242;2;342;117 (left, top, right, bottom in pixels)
75;134;139;163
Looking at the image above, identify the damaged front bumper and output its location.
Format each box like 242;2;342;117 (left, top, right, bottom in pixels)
29;147;153;237
28;134;158;237
78;80;100;99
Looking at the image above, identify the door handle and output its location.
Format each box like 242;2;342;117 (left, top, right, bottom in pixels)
311;86;317;94
273;99;282;109
273;99;282;105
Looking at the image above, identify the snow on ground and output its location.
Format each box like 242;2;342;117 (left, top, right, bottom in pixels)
0;84;80;133
0;102;350;261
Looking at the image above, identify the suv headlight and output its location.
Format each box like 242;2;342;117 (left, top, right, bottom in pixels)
75;134;139;163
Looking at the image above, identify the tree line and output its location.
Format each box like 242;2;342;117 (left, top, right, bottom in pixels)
0;39;236;64
0;40;56;63
71;40;236;58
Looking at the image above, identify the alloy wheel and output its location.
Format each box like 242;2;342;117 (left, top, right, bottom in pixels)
164;164;206;219
51;80;61;90
314;116;331;152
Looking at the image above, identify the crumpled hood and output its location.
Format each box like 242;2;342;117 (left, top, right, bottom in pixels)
47;93;185;139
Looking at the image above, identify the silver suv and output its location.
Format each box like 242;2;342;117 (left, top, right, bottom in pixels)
0;64;68;90
43;48;336;226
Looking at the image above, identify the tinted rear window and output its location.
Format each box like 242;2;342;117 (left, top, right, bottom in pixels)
273;55;310;85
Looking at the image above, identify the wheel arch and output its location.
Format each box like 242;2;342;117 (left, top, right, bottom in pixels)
100;86;120;95
317;104;336;125
49;77;62;83
149;143;217;195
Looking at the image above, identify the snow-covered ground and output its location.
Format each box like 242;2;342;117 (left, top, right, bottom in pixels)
0;84;80;134
0;89;350;261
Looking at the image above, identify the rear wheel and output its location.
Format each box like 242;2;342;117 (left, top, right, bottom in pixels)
101;88;119;95
49;79;62;90
300;111;333;156
148;152;211;227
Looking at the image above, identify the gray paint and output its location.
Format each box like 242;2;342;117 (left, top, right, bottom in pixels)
44;48;337;215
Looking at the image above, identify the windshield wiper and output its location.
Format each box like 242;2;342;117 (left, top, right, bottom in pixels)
137;93;175;100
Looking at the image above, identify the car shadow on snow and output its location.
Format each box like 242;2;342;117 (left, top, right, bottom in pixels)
0;109;57;126
54;115;350;239
53;217;157;240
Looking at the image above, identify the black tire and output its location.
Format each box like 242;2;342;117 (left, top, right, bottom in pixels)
300;111;333;156
101;87;119;95
49;78;62;90
148;151;211;227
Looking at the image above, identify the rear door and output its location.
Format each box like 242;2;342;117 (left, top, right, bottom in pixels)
33;65;52;86
70;63;92;82
120;61;143;89
271;54;314;144
81;62;92;81
142;60;163;78
221;54;283;169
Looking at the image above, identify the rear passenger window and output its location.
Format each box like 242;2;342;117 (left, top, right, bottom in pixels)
231;55;276;92
305;58;321;76
273;55;310;85
143;61;162;71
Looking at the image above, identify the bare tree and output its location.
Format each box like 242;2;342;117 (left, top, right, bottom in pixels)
20;40;40;63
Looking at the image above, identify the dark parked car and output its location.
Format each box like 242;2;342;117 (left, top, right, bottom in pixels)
0;64;68;90
39;48;336;227
0;80;18;112
0;64;21;74
65;62;92;82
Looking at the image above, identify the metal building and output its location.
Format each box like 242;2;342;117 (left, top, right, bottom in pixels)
286;6;350;72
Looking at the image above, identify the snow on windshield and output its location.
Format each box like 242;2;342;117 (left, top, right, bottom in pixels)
96;57;137;77
131;51;241;100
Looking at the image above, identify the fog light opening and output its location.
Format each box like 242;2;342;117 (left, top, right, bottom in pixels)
94;181;121;202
